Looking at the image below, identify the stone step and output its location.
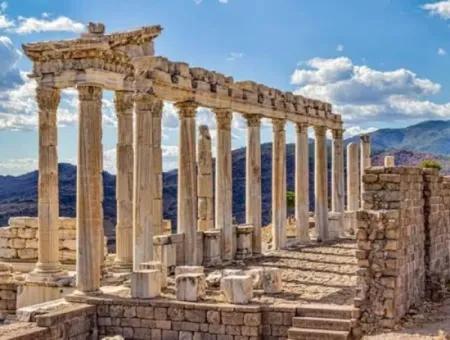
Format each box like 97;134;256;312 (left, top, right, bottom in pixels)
296;304;358;319
292;316;352;331
288;327;350;340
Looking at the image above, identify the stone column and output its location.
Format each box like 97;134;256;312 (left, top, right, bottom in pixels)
295;123;310;242
314;126;329;242
215;109;233;261
176;101;199;265
244;115;262;254
197;125;214;231
133;93;162;271
152;109;163;236
272;119;287;250
346;142;360;211
332;129;345;214
384;155;395;167
31;86;63;278
113;91;134;271
360;134;371;203
76;84;103;293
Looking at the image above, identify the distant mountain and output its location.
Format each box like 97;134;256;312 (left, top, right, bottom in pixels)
2;119;450;245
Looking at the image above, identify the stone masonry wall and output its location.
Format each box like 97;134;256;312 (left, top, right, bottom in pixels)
0;217;76;263
356;167;425;332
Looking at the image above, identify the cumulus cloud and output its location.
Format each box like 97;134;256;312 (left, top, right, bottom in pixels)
0;157;37;176
291;56;448;126
0;2;13;29
344;126;377;138
13;16;85;34
438;47;447;56
0;36;22;89
423;1;450;19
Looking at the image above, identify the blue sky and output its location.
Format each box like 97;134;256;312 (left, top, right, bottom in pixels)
1;0;450;174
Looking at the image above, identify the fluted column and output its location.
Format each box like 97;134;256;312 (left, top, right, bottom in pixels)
76;84;103;293
133;93;162;271
152;109;163;236
346;143;360;211
272;119;287;250
31;85;63;279
215;109;233;261
360;134;371;204
197;125;214;231
332;129;345;214
295;123;310;242
314;126;329;242
114;91;134;270
176;101;199;265
245;115;262;254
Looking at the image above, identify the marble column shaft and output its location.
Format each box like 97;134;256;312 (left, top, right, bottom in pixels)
314;126;329;241
176;101;199;265
245;115;262;254
36;86;61;274
114;91;134;269
360;134;371;204
133;93;162;271
295;123;310;242
215;109;233;261
272;119;287;250
152;110;163;236
346;142;360;211
332;129;345;214
197;125;214;231
76;84;103;292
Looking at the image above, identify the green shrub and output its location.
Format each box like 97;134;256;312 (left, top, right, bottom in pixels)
286;191;295;209
420;159;442;171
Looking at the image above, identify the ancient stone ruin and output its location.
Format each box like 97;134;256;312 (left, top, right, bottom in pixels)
0;23;447;340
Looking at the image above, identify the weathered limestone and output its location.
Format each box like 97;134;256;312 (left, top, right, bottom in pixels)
295;123;310;242
139;261;166;288
176;273;206;302
153;235;177;275
197;125;214;231
131;270;161;299
346;142;360;211
235;224;254;260
261;267;282;293
175;265;204;277
152;104;163;236
360;134;371;203
133;93;162;270
384;155;395;167
314;126;329;241
221;275;253;304
114;91;134;271
272;119;287;250
76;84;103;293
244;115;262;254
215;109;233;261
332;129;345;223
203;230;221;267
176;101;199;265
31;85;63;279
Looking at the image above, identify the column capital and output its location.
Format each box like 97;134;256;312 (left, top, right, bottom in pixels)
295;122;308;134
36;86;60;112
135;93;163;112
215;109;232;130
176;101;198;118
77;84;102;101
272;118;285;132
332;128;344;140
114;91;134;115
243;114;261;127
360;134;370;143
313;125;327;136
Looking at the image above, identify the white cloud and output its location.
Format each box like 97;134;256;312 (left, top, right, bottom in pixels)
344;126;377;138
227;52;244;61
0;158;37;176
423;1;450;19
336;44;344;52
291;56;449;126
219;0;229;3
13;16;85;34
438;47;447;55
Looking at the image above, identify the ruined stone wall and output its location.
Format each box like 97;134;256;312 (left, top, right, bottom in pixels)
356;167;425;332
0;217;76;263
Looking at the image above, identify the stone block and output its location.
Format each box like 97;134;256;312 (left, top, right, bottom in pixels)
0;248;16;259
139;261;167;288
246;268;263;289
235;225;253;260
203;230;221;267
262;268;282;293
18;248;37;259
221;275;253;304
176;273;206;302
175;265;204;277
130;270;161;299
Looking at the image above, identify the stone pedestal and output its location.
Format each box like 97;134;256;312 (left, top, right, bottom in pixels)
235;225;254;260
261;268;282;293
295;123;310;243
131;270;161;299
346;143;360;211
176;273;206;302
215;109;233;261
153;235;177;275
244;115;262;254
314;126;329;242
221;275;253;304
203;230;221;267
197;125;214;231
176;101;199;265
272;119;287;250
139;261;166;288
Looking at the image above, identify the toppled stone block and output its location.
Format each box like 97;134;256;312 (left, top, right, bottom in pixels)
246;267;263;289
131;270;161;299
221;275;253;304
176;273;206;302
262;267;282;293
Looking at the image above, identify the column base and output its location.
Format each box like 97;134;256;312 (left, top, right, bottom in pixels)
26;263;67;284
